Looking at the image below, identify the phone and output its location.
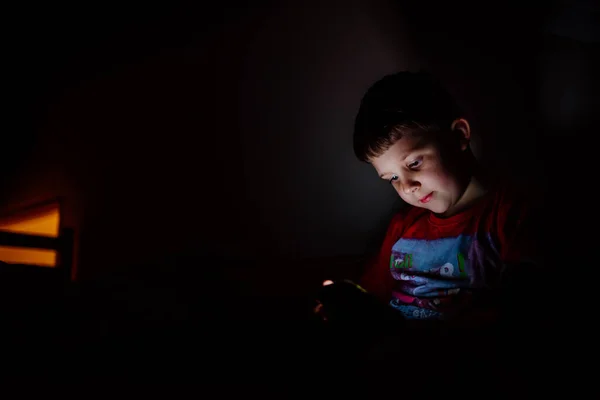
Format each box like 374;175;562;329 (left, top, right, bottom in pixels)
316;280;404;330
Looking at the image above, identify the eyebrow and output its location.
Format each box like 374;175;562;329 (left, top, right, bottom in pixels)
378;138;428;178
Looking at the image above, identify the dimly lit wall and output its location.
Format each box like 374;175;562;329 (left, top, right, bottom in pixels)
1;1;416;283
1;0;597;287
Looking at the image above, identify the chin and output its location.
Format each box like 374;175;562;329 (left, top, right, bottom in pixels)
428;202;450;214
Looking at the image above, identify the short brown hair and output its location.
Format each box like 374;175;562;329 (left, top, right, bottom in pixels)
353;71;463;162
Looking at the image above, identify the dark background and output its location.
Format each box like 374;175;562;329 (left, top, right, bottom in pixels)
1;0;597;387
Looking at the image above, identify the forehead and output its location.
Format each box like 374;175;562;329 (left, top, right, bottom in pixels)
373;135;431;164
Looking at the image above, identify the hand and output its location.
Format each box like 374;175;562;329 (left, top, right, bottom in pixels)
313;279;372;324
313;280;334;321
314;279;405;329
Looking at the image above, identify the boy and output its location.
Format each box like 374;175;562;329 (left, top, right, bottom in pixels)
320;71;541;329
313;71;560;395
310;71;560;396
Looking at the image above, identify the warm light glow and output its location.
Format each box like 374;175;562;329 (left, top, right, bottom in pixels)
0;205;60;237
0;203;60;267
322;280;334;286
0;246;56;267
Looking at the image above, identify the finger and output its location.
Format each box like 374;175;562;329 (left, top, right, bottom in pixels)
314;303;324;314
313;303;328;321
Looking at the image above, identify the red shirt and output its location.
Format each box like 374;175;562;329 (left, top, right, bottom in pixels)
360;183;534;321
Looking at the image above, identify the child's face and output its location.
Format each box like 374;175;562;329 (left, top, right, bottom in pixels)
370;131;468;216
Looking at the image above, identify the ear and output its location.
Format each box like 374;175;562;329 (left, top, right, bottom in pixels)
450;118;471;151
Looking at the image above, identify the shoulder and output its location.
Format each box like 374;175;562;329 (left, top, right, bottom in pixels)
487;179;535;222
488;173;541;205
484;179;540;255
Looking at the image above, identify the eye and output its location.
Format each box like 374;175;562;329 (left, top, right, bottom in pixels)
408;158;422;170
388;174;399;184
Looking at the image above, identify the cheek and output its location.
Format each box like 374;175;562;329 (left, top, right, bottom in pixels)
393;185;407;198
421;170;453;190
424;164;459;191
436;173;458;191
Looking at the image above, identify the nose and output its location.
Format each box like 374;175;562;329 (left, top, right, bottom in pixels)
401;179;420;194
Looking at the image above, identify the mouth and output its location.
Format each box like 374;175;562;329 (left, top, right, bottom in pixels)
419;192;434;204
